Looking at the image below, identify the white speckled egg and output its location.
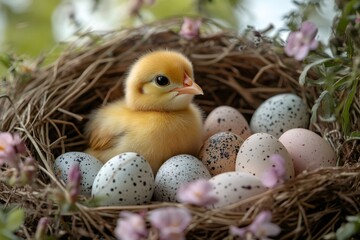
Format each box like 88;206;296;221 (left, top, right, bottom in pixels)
279;128;337;175
92;152;154;206
199;132;244;176
54;151;103;196
154;154;211;202
250;93;309;138
209;171;267;210
204;106;252;141
235;133;295;180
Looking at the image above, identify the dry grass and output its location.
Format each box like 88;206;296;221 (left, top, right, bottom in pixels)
0;18;359;239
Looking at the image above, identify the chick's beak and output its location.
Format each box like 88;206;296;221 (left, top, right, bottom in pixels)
172;73;203;96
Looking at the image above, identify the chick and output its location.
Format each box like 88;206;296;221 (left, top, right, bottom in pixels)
85;50;204;174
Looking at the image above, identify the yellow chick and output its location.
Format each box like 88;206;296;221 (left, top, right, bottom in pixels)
85;50;204;174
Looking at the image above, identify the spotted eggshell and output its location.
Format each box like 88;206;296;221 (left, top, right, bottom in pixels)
279;128;337;175
250;93;309;138
204;106;252;141
199;132;244;176
154;154;211;202
209;171;267;210
92;152;154;206
235;133;295;180
54;151;103;196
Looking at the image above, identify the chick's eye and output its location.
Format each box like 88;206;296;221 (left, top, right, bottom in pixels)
155;75;170;86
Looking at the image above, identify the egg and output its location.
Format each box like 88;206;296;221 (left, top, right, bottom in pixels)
209;171;267;210
199;132;244;176
235;133;295;179
204;105;252;141
279;128;337;175
153;154;211;202
250;93;309;138
54;151;103;196
92;152;154;206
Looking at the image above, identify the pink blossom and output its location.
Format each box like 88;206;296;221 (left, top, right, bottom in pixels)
67;164;82;203
284;21;319;61
149;207;191;240
229;225;247;238
249;211;281;239
177;179;218;206
0;132;37;186
9;157;38;186
0;132;26;167
230;211;281;240
261;154;286;188
115;211;148;240
179;17;202;40
35;217;51;240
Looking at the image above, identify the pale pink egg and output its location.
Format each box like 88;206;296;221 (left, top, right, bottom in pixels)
204;106;251;141
279;128;337;175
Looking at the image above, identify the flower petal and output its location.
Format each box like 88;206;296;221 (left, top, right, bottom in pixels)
67;164;82;202
262;223;281;237
149;207;191;240
229;225;247;237
179;17;201;40
115;211;147;240
248;211;281;239
309;39;319;50
284;32;301;56
294;45;311;61
284;21;318;61
300;21;318;39
177;179;218;206
270;154;286;177
250;211;272;230
261;169;278;188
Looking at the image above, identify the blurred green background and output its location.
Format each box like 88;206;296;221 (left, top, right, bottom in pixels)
0;0;241;56
0;0;336;76
1;0;60;56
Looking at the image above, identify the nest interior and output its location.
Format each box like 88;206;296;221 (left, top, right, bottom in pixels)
0;19;359;239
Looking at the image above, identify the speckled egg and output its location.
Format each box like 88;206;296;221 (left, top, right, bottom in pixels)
250;93;309;138
92;152;154;206
209;171;267;210
279;128;337;175
54;151;103;196
204;106;252;141
235;133;295;180
153;154;211;202
199;132;244;176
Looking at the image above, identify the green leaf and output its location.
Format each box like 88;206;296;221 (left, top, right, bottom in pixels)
0;230;21;240
349;131;360;139
323;232;336;240
333;76;352;90
336;0;358;34
0;53;12;69
299;58;333;85
310;90;330;123
5;209;24;232
346;215;360;222
336;222;360;240
341;76;359;135
305;77;326;85
319;92;336;122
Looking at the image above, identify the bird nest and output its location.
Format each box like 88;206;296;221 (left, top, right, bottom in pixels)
1;18;359;239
